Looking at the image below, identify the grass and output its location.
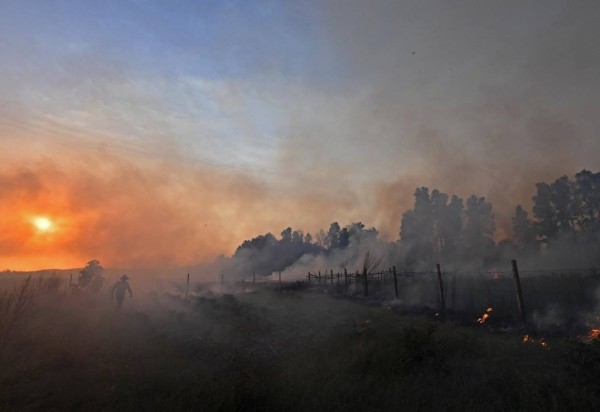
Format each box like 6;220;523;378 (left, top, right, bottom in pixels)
1;280;600;411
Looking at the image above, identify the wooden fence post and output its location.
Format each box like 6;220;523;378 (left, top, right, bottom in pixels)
344;268;348;293
330;269;334;286
220;273;224;294
511;259;527;326
308;272;311;287
186;273;190;296
318;271;322;286
363;267;369;297
278;271;281;290
436;264;446;321
393;266;398;299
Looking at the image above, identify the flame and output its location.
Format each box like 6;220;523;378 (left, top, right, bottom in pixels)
476;307;493;324
586;328;600;341
523;334;549;349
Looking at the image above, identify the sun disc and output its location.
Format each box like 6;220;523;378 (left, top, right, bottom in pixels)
33;216;54;232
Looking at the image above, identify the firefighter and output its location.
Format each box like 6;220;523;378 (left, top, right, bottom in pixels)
111;275;133;310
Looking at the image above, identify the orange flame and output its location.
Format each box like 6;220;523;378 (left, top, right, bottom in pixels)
523;334;549;349
586;329;600;341
476;307;493;324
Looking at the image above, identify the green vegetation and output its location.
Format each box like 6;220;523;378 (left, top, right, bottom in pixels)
1;279;600;411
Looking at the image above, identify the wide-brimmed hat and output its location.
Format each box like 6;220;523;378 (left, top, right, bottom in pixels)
120;274;129;280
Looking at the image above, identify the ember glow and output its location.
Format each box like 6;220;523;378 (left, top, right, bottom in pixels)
586;329;600;341
476;307;493;324
523;335;550;349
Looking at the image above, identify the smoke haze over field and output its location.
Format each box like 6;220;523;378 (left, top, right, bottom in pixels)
1;1;600;270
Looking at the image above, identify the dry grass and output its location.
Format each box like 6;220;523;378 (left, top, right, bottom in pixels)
0;284;599;411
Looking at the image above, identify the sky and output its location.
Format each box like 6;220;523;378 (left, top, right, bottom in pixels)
1;0;599;271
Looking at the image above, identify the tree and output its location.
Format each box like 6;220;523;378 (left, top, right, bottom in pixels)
512;205;537;253
532;182;558;242
462;196;495;261
550;176;577;234
399;187;434;263
441;195;464;256
324;222;341;251
400;188;465;262
575;169;600;233
431;189;449;254
77;259;105;293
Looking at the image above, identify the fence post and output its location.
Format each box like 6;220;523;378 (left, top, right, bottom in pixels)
363;267;369;297
186;273;190;296
344;268;348;294
308;272;311;287
278;271;281;290
318;271;322;286
436;264;446;321
330;269;334;286
220;273;224;294
393;266;398;299
511;259;527;327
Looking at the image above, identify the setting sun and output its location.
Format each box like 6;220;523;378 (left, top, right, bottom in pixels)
32;216;55;233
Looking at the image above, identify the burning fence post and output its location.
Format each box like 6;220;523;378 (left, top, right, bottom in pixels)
186;273;190;297
393;266;398;299
511;259;527;327
436;264;446;321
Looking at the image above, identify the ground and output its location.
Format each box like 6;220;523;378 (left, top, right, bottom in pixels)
1;283;600;411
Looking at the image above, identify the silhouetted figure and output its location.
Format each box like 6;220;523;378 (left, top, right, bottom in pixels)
111;275;133;310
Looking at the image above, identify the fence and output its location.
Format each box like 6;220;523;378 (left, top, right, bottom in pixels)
208;260;599;330
301;260;600;328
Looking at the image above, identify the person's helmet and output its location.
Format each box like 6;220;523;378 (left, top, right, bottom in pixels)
120;274;129;281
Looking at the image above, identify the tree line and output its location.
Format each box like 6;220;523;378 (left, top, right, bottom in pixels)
220;169;600;276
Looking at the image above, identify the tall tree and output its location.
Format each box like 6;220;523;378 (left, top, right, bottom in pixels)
550;176;577;234
400;187;434;261
532;182;558;242
462;196;495;260
512;205;537;252
575;169;600;233
441;195;465;256
324;222;341;251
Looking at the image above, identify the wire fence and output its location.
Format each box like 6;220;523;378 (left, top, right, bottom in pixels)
293;262;600;327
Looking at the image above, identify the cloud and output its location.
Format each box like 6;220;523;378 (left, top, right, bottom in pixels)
0;153;265;270
2;0;600;269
